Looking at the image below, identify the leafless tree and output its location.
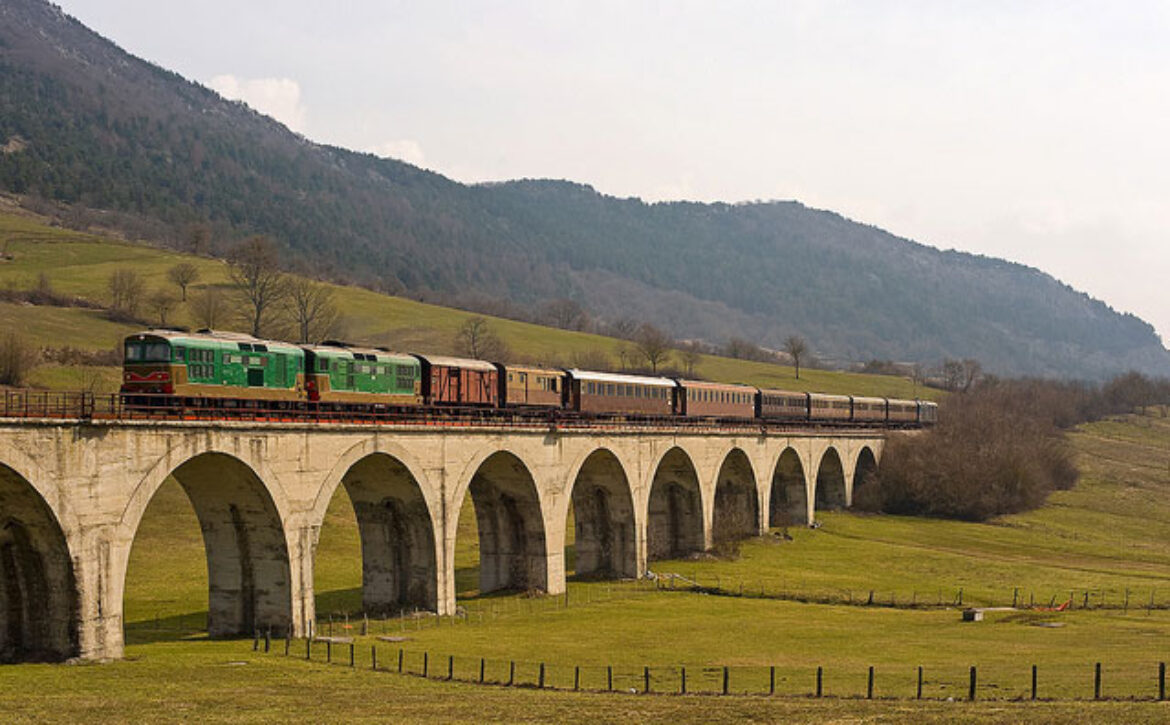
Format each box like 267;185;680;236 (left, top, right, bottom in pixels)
677;340;704;376
634;323;673;373
607;317;639;340
228;235;287;337
960;358;983;393
783;335;809;379
570;347;614;372
725;337;771;362
285;276;341;344
148;288;179;327
189;287;228;330
107;268;146;318
167;262;200;301
185;223;212;256
455;316;507;360
940;358;965;392
542;298;589;331
0;332;39;386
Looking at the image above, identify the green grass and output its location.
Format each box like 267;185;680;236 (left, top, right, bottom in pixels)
4;640;1169;723
0;209;935;398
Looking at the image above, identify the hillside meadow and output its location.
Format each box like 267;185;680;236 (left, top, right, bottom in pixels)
0;208;935;399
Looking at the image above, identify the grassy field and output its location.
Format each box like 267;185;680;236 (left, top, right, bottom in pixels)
8;206;1170;720
0;209;935;399
105;412;1170;714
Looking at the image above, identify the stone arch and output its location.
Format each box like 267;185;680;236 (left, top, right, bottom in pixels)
647;447;704;560
564;449;637;579
123;452;293;637
814;447;847;512
0;464;78;662
712;448;760;546
329;453;438;614
457;451;548;594
769;447;809;527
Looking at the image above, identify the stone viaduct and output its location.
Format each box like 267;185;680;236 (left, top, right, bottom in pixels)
0;418;883;662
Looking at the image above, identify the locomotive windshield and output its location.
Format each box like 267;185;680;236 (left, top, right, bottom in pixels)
125;341;171;362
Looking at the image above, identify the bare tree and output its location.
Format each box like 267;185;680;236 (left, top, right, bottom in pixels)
228;235;287;337
107;268;146;318
570;347;614;372
167;262;200;301
783;335;809;379
940;358;965;392
184;223;212;256
0;332;39;386
285;276;341;344
148;288;179;327
677;340;704;377
189;287;228;330
634;323;673;373
455;316;507;360
725;337;770;362
542;298;589;331
607;317;639;340
960;358;983;393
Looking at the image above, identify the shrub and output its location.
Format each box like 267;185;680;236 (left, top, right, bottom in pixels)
0;333;40;387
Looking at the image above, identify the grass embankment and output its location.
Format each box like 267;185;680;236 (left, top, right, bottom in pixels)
0;209;934;399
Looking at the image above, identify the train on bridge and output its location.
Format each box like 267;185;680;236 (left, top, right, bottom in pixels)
121;329;938;427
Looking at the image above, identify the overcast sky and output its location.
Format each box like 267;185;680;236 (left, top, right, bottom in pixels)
58;1;1170;345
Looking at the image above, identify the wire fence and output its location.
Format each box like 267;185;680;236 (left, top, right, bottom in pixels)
259;634;1170;702
649;572;1170;613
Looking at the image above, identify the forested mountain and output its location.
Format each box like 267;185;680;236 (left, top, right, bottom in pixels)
1;0;1167;379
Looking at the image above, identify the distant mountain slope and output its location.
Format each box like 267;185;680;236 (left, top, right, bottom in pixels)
1;0;1166;379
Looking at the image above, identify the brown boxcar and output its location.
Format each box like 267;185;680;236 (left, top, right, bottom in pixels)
887;398;919;424
758;388;810;421
498;364;566;408
809;393;852;422
850;396;887;423
677;379;757;419
568;370;675;416
412;354;499;407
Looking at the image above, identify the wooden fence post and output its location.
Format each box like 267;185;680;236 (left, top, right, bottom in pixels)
644;666;650;693
398;648;404;673
723;666;730;695
1094;662;1101;700
969;666;976;701
916;666;923;700
1032;664;1038;700
769;665;775;696
1160;662;1166;701
480;658;486;684
681;666;687;695
867;666;874;699
371;645;377;671
508;660;515;686
816;666;823;697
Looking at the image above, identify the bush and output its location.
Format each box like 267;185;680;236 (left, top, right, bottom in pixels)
0;333;40;387
860;380;1082;521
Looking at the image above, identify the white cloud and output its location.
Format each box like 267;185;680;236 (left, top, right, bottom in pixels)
208;74;308;134
368;139;426;167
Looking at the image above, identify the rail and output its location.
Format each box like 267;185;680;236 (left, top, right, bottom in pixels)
0;389;912;434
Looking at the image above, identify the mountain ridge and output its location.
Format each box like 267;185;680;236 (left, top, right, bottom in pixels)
1;0;1166;379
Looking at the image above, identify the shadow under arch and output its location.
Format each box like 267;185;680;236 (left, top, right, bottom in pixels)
0;463;78;662
851;446;880;508
566;449;637;579
458;451;547;594
814;447;847;512
126;452;292;638
712;448;759;547
333;453;437;614
647;447;704;561
769;447;808;527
